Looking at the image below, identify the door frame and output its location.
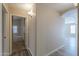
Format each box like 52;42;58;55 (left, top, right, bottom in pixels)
9;13;29;55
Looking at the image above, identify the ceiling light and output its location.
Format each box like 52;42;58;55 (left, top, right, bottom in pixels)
28;10;35;16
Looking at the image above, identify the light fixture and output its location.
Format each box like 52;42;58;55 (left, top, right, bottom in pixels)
19;3;35;16
28;9;35;16
23;3;35;16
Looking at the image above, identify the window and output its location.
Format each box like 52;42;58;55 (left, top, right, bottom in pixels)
70;25;75;34
13;26;18;33
65;17;75;24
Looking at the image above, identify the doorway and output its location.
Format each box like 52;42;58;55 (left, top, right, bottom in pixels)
12;16;26;52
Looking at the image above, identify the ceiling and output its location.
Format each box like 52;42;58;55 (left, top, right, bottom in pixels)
7;3;34;11
37;3;76;14
7;3;76;14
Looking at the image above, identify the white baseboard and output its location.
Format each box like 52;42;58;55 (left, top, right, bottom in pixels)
3;52;9;56
28;48;34;56
45;45;65;56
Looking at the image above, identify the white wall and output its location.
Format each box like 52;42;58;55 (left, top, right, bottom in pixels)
0;3;2;56
28;15;36;55
2;7;10;56
36;4;65;56
28;4;36;56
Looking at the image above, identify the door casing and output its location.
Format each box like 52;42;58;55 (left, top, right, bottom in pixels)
9;13;29;55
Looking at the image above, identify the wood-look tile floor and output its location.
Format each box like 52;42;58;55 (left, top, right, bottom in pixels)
12;40;25;52
11;40;32;56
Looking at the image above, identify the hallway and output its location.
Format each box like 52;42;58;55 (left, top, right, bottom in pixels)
0;3;78;56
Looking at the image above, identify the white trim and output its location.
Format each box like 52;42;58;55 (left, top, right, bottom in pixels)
3;52;9;56
28;48;34;56
0;3;2;56
57;50;65;56
45;45;65;56
75;15;78;56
